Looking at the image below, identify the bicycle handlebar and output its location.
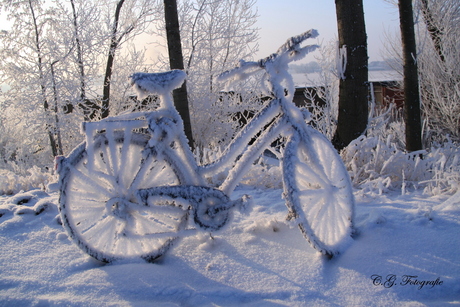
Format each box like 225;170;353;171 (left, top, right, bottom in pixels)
217;29;319;83
273;29;319;58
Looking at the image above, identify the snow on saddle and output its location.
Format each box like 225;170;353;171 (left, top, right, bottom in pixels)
130;70;186;99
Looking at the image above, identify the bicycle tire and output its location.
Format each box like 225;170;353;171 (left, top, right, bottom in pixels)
282;127;354;257
58;131;186;263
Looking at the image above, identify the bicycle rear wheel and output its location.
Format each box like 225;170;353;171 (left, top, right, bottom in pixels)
282;127;354;257
58;131;186;263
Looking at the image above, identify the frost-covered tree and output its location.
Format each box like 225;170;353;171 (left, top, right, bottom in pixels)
0;0;162;171
101;0;162;118
153;0;259;148
417;0;460;142
383;0;460;144
0;0;64;159
183;0;258;148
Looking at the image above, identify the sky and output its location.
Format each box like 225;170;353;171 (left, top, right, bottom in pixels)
255;0;400;62
0;0;400;63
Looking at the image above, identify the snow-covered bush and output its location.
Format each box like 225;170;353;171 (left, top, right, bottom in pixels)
0;166;54;195
239;157;282;189
341;105;460;196
195;146;282;190
190;80;265;149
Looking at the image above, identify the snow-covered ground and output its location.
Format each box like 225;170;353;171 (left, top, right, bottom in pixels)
1;185;459;306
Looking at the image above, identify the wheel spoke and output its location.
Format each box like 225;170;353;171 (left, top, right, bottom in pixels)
298;145;330;185
283;128;354;255
59;132;184;263
68;165;113;198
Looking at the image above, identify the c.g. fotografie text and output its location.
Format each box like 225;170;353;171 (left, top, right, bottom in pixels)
371;274;443;290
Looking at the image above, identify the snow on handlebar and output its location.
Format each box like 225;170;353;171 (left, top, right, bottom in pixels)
216;29;319;83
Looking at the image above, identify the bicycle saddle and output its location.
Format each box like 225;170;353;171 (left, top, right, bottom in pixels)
130;70;186;99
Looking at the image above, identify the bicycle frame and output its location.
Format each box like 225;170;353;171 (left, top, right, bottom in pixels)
82;82;308;202
200;97;299;195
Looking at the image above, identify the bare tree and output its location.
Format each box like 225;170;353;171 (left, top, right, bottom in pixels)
333;0;369;151
176;0;259;148
382;0;459;144
0;0;161;169
420;0;445;62
101;0;128;118
417;0;460;142
70;0;86;103
29;0;62;156
0;0;63;157
398;0;423;152
163;0;194;147
101;0;161;119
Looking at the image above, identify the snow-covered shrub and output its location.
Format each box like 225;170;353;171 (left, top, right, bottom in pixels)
341;111;460;196
0;166;54;195
240;156;282;189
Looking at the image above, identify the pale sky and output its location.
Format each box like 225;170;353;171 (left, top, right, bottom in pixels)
255;0;400;61
0;0;400;62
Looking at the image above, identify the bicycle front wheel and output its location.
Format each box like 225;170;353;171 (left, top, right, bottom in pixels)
59;131;186;263
282;127;354;257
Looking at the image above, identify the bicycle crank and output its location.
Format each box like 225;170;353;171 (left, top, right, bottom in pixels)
136;185;248;231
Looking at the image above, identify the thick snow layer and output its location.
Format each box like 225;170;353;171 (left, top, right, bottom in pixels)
130;70;187;99
0;186;459;306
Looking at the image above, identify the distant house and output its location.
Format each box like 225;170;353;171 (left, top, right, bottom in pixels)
291;69;403;109
369;81;404;109
293;81;403;110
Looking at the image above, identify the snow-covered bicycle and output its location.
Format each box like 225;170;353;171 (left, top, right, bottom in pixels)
56;29;354;263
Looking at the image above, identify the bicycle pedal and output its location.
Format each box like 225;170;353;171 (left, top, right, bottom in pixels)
235;194;252;215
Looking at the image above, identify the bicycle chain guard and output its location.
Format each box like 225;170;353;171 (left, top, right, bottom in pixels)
136;186;245;231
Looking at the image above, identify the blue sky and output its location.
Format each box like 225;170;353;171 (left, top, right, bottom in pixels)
255;0;400;61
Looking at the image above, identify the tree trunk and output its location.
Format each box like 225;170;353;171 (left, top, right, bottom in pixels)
29;0;59;157
420;0;445;63
332;0;369;151
50;61;64;155
70;0;93;121
101;0;126;119
163;0;194;148
398;0;423;152
70;0;86;101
